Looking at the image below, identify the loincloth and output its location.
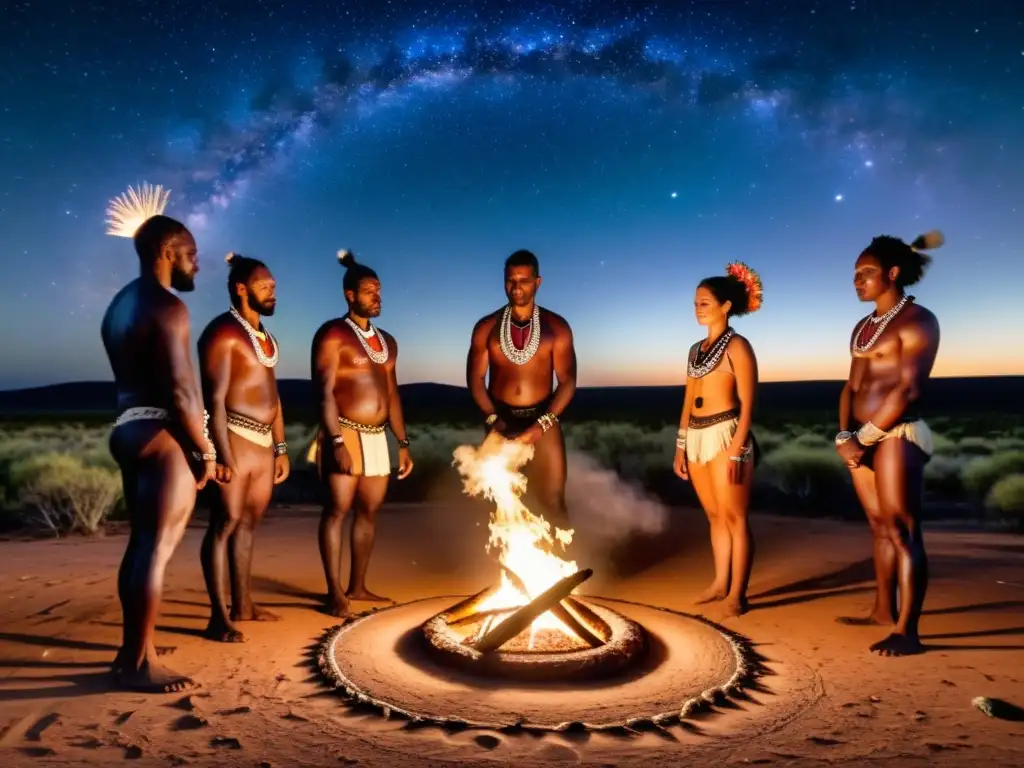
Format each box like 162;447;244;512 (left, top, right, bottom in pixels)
855;419;933;469
226;411;273;448
684;408;758;466
492;397;552;438
113;406;171;428
306;417;391;477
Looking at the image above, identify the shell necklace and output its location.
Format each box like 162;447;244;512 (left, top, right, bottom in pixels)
230;307;278;368
344;316;388;364
688;327;734;378
851;294;912;354
499;304;541;365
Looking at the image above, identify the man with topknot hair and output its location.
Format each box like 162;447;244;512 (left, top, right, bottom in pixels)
835;230;944;657
196;252;289;643
308;249;414;617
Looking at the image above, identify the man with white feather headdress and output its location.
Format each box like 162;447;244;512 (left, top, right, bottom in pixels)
101;184;230;693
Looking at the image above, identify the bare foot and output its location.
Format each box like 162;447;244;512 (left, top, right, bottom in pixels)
324;594;352;618
719;597;749;618
231;603;281;622
870;632;924;657
837;613;895;626
117;661;197;694
112;645;177;674
693;585;728;605
202;619;246;643
345;587;392;603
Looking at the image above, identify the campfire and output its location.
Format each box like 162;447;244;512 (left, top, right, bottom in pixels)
420;434;646;679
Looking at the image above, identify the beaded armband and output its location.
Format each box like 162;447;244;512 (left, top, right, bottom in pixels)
273;442;288;457
537;412;558;433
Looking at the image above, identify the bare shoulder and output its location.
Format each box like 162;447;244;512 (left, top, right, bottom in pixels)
313;318;347;346
907;303;939;329
472;310;501;338
727;333;755;354
153;290;189;326
379;327;398;352
540;307;572;336
200;312;242;346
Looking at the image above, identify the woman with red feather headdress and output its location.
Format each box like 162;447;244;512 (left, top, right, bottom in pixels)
673;262;764;618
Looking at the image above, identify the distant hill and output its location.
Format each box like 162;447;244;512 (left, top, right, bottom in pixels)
0;377;1019;424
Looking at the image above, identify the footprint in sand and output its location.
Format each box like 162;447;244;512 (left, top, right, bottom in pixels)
18;746;57;757
807;735;844;746
473;734;501;750
25;712;61;741
216;706;252;716
172;715;208;731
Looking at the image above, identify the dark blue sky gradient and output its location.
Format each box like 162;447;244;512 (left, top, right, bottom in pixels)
1;0;1021;388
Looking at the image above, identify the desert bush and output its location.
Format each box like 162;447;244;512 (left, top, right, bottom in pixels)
10;453;122;536
956;436;999;456
924;454;968;499
760;443;850;511
930;432;958;456
961;451;1024;498
986;474;1024;530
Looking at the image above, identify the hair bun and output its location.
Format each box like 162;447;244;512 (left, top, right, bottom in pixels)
225;252;238;265
910;230;944;251
337;248;356;268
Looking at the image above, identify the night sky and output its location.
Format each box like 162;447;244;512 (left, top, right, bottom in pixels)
2;0;1021;390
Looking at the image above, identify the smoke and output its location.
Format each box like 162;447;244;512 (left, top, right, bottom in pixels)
564;451;670;543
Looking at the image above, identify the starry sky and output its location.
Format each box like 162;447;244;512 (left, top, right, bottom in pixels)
1;0;1022;390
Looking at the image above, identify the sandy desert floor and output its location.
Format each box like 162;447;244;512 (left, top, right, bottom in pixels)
1;502;1022;767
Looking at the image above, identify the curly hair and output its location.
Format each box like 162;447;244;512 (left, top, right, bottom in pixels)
864;230;943;288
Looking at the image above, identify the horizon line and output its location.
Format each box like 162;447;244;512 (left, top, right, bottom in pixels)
1;372;1022;394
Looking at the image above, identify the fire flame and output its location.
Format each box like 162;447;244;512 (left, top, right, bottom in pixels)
452;432;578;646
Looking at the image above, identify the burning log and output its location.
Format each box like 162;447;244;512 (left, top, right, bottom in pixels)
441;583;501;624
448;607;514;628
564;597;612;643
473;568;593;653
499;563;604;648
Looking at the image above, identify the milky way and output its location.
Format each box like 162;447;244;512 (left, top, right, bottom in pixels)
173;10;945;227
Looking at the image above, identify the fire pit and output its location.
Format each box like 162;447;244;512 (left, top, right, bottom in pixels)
311;435;771;731
421;568;647;682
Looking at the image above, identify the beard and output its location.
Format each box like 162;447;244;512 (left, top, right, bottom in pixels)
353;300;381;318
171;271;195;292
251;297;276;316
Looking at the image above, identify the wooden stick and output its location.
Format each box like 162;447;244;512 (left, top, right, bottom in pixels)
564;596;612;642
473;569;594;653
500;563;603;647
448;607;514;627
442;583;501;624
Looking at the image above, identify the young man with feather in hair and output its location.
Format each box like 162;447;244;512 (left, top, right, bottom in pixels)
835;230;944;657
307;249;414;618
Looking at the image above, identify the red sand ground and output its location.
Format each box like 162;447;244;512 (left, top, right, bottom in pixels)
1;503;1022;767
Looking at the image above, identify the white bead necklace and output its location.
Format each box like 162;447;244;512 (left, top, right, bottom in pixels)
230;307;279;368
499;304;541;365
687;327;734;379
851;294;913;354
344;316;388;364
